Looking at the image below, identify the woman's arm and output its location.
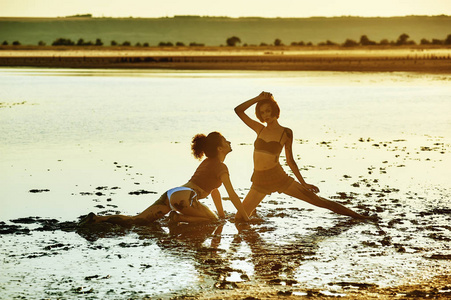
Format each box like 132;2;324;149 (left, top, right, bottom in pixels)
219;173;250;222
284;128;320;193
211;188;225;218
234;92;270;133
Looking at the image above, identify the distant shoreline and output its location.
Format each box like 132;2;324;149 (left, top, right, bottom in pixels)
1;46;450;73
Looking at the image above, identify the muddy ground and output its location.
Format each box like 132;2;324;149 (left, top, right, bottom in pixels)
1;135;450;299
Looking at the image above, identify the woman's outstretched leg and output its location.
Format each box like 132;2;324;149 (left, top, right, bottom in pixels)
80;192;171;226
283;181;367;219
134;191;172;223
80;188;222;226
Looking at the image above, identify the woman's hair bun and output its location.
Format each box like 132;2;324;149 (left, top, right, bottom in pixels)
191;132;223;160
191;133;207;159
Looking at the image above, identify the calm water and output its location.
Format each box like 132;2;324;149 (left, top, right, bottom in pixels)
1;68;449;217
0;68;450;298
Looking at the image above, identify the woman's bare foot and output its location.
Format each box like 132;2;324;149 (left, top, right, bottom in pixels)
78;212;97;227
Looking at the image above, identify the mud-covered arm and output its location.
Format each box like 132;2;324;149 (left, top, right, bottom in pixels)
211;188;225;218
284;128;320;193
219;173;250;221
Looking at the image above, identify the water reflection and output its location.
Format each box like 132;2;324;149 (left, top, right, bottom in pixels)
76;212;365;294
3;200;450;299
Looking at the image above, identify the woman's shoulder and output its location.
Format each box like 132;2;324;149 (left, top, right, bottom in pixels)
217;159;229;169
282;126;293;139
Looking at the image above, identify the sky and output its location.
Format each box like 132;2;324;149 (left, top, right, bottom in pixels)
1;0;450;18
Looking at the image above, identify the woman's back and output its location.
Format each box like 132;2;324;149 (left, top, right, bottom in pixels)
188;157;228;198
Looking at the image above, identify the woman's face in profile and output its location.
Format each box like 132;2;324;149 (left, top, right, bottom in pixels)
221;136;232;153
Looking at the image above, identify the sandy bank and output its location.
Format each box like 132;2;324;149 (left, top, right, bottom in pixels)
1;47;450;72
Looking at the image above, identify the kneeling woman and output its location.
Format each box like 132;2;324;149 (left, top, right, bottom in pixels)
83;132;250;225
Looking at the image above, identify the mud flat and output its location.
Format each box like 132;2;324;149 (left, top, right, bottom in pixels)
1;136;450;299
0;47;450;72
1;68;450;299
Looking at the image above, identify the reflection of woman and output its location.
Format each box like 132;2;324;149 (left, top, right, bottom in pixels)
81;132;249;225
234;92;367;221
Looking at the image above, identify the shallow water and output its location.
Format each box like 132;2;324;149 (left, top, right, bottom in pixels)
0;68;450;299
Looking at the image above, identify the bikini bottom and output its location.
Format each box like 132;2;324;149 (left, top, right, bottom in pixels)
166;186;198;211
251;164;294;195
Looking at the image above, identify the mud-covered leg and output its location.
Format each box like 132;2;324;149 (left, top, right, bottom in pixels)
83;192;171;226
134;192;172;223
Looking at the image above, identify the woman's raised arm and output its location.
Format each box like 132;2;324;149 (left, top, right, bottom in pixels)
234;92;271;133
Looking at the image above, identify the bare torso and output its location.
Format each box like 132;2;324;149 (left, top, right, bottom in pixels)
253;126;288;171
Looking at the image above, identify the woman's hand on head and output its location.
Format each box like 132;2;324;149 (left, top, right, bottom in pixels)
258;91;273;100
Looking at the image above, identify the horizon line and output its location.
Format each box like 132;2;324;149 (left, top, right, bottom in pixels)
0;14;450;19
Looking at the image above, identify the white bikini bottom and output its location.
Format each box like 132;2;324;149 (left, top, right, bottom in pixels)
166;187;198;211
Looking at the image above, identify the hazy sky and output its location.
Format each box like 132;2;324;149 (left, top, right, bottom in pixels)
1;0;450;18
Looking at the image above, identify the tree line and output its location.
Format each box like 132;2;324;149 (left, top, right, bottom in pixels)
2;33;451;47
0;38;206;47
226;34;451;47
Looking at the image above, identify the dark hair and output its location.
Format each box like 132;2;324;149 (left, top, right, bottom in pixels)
191;132;223;159
255;98;280;122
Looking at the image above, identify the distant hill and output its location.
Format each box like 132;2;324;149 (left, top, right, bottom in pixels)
0;15;450;46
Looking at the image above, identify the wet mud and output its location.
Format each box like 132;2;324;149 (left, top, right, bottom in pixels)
2;207;450;299
1;136;450;299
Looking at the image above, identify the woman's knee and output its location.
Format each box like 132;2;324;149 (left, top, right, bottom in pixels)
139;206;170;222
285;182;327;206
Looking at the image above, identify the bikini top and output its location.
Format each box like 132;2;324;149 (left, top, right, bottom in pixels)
254;128;286;156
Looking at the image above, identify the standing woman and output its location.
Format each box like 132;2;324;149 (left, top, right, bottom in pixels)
81;132;249;226
234;92;367;221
